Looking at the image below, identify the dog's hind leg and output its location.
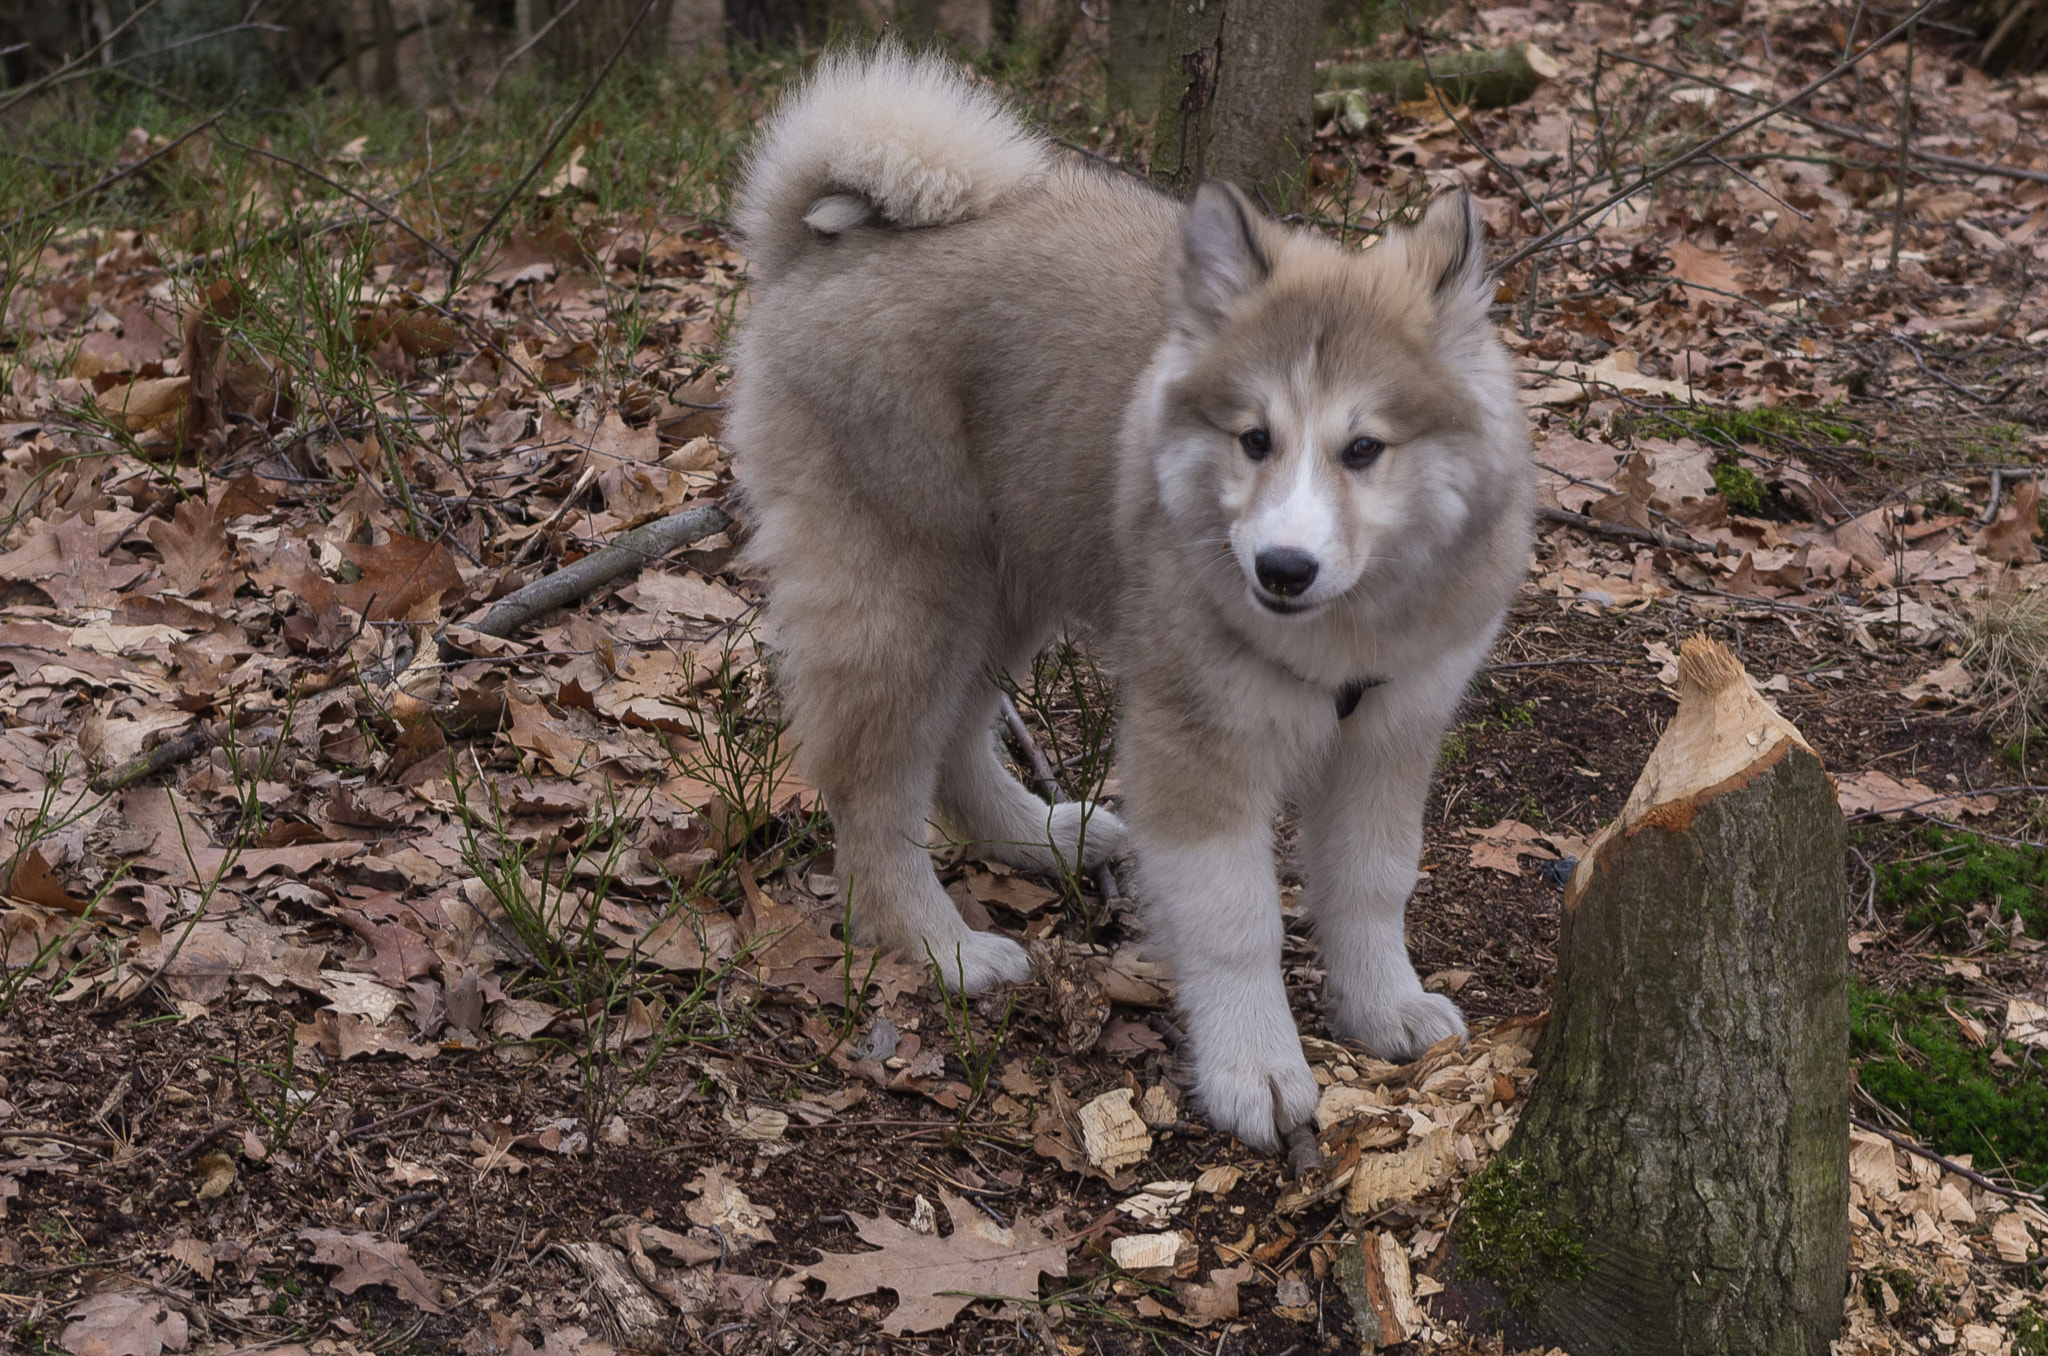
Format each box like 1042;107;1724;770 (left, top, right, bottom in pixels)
936;679;1127;875
768;536;1030;994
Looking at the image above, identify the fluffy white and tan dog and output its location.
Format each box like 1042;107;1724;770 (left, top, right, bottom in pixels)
726;48;1532;1150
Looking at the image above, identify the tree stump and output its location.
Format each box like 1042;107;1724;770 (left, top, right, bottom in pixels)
1451;636;1848;1354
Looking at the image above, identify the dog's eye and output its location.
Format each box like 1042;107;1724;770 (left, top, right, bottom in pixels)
1343;436;1385;469
1240;428;1271;459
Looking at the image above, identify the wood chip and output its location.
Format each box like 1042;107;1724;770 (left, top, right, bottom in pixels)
1110;1232;1182;1271
1345;1127;1457;1216
1078;1088;1152;1172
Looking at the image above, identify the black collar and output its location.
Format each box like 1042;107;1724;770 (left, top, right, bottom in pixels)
1335;676;1385;720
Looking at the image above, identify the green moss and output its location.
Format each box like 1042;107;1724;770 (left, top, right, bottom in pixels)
1459;1156;1593;1312
1850;977;2048;1190
1619;404;1858;449
1859;1266;1919;1317
2014;1307;2048;1356
1711;462;1767;513
1877;826;2048;949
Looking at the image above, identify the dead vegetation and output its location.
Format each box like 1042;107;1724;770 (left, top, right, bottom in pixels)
1;0;2047;1352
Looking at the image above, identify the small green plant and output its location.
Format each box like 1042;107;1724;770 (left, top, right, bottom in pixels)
1851;976;2048;1189
1711;461;1766;514
449;770;763;1131
928;942;1015;1114
1001;638;1120;928
216;1020;337;1155
1458;1156;1593;1312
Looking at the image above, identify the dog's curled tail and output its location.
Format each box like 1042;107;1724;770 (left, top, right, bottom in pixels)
735;46;1048;279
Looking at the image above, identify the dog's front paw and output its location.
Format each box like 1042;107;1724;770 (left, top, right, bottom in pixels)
1190;1023;1321;1153
928;930;1032;994
1334;990;1467;1062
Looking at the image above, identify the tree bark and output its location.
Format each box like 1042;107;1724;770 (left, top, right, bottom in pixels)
1450;637;1849;1355
1152;0;1317;203
1107;0;1173;117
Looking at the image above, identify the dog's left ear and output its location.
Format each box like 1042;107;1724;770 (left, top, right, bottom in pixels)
1404;190;1490;313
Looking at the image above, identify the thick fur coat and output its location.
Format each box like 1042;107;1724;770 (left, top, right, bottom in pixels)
727;48;1534;1150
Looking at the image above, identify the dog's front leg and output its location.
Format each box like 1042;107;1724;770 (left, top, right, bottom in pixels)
1126;706;1319;1152
1301;690;1466;1061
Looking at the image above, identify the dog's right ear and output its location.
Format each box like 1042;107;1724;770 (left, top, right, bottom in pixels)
1175;181;1271;330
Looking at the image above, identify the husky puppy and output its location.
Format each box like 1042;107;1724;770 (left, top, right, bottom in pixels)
727;49;1532;1150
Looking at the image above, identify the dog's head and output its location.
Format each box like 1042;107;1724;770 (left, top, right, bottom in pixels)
1149;182;1525;620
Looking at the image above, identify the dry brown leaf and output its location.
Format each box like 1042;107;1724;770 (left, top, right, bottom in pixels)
683;1164;777;1250
1465;818;1557;876
1835;769;1997;819
300;1228;444;1311
336;533;465;623
799;1187;1067;1334
58;1292;189;1356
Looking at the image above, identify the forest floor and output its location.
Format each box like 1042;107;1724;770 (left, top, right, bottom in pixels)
4;1;2048;1353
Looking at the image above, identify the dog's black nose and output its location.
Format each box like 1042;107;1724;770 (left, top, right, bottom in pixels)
1255;548;1319;597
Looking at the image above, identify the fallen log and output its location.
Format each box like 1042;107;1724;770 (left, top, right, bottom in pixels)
1315;42;1561;109
1445;635;1849;1354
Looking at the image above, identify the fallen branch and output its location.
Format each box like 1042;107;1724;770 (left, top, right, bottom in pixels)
88;726;214;796
449;501;732;650
1537;503;1717;554
1849;1115;2044;1202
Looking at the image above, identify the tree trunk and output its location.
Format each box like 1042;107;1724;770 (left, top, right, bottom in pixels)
1152;0;1317;204
1107;0;1172;117
1449;637;1849;1355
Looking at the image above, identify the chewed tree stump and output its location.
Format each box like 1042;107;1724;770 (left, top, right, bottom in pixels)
1449;636;1849;1355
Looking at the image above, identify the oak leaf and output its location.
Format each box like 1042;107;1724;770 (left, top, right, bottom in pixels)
58;1292;189;1356
800;1188;1067;1333
300;1227;444;1312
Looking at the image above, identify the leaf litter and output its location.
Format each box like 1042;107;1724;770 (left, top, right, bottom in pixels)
2;0;2047;1351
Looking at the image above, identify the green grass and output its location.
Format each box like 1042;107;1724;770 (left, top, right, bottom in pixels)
1877;826;2048;950
1851;976;2048;1190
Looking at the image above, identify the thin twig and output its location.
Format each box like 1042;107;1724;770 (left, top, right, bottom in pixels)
1889;14;1915;274
0;0;162;117
218;134;460;269
1537;503;1716;554
1842;784;2048;823
452;0;662;288
3;106;233;233
1594;49;2048;188
345;1095;452;1140
474;0;587;108
1849;1115;2044;1201
1497;0;1941;272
